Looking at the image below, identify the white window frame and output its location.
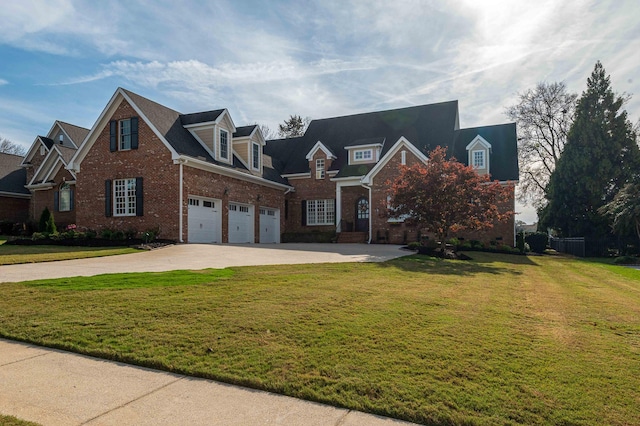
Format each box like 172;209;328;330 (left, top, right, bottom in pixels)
316;158;325;179
401;150;407;166
59;183;71;212
119;119;132;151
219;129;229;160
307;199;334;226
113;178;137;217
354;149;373;161
40;145;46;155
472;150;485;168
252;142;260;170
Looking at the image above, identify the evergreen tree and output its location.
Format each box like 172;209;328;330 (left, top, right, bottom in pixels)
542;61;640;238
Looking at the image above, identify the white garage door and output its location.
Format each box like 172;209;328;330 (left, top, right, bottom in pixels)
228;202;254;243
188;197;221;243
259;208;280;243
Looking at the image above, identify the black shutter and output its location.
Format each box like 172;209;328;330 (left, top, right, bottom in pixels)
301;200;307;226
131;117;139;149
109;120;117;152
105;180;112;217
70;188;75;211
135;177;143;216
54;191;60;212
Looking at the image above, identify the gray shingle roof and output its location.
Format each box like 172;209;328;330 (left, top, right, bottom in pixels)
180;109;226;126
264;101;519;181
233;125;257;138
0;153;29;195
58;121;89;146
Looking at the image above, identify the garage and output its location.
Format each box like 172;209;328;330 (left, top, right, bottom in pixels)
259;208;280;243
228;202;254;243
188;197;221;243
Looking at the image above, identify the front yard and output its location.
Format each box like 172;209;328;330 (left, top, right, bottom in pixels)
0;243;137;265
0;253;638;425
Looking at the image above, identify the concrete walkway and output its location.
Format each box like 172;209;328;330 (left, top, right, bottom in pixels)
0;243;408;283
0;338;415;426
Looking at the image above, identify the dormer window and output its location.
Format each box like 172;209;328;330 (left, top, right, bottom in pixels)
354;149;372;161
252;142;260;170
316;159;325;179
472;150;485;168
219;129;229;160
40;145;46;156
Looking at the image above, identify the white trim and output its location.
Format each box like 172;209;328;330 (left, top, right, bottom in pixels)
282;172;311;178
362;136;428;185
251;141;261;171
177;155;293;191
0;191;31;199
68;88;180;172
218;128;231;164
49;121;80;149
465;135;492;151
344;143;383;150
21;136;50;166
179;160;184;243
471;149;486;169
305;141;336;161
25;182;55;190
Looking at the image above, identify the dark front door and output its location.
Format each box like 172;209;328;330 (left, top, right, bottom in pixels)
355;197;369;232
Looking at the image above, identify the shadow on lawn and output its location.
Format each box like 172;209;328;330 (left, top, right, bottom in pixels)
384;252;539;276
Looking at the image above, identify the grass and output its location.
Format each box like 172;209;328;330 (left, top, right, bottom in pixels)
0;414;41;426
0;253;639;425
0;244;138;265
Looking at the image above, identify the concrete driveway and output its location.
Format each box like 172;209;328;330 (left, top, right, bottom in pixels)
0;243;408;283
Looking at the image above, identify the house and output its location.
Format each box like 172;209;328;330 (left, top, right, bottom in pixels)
20;121;89;227
16;88;518;245
0;153;30;224
266;101;518;245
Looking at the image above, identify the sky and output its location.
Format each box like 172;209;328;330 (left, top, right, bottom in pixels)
1;0;639;224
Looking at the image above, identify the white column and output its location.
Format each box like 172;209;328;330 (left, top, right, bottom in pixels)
335;181;342;233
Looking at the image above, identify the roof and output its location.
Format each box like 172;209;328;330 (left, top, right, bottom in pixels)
265;101;460;175
40;137;54;150
0;153;29;195
453;123;519;181
56;145;77;164
233;125;257;138
264;101;519;181
58;121;90;146
180;109;226;126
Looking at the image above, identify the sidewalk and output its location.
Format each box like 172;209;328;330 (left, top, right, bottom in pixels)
0;339;416;426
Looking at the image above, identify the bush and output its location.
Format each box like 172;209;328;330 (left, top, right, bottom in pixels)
471;240;483;249
38;207;57;233
613;255;639;265
407;242;421;250
525;232;548;254
459;241;472;250
0;220;14;235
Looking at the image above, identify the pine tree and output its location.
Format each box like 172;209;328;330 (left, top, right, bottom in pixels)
542;61;640;238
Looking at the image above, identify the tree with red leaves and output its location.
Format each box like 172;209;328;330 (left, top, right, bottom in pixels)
388;146;513;251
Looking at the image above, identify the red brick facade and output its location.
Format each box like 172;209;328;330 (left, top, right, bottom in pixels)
76;99;181;239
29;167;76;228
0;197;29;223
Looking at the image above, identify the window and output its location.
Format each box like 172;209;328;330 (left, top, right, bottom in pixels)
306;199;335;225
354;149;373;161
114;178;137;216
119;119;132;150
188;198;200;206
473;150;485;168
252;142;260;170
401;150;407;165
40;145;46;156
219;129;229;160
316;158;325;179
58;183;72;212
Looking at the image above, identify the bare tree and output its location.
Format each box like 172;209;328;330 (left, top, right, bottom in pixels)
506;82;577;208
0;135;27;156
277;115;311;138
255;123;277;141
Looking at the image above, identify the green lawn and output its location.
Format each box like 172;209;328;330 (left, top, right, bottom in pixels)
0;244;138;265
0;253;639;425
0;414;41;426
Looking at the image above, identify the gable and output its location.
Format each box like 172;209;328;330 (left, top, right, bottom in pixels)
362;137;427;185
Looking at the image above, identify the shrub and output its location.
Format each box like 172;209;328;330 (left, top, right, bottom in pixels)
31;232;47;241
38;207;57;233
471;240;483;249
459;241;472;250
0;220;14;235
447;237;460;248
125;228;138;239
525;232;548;254
407;242;421;250
100;229;113;239
613;255;639;265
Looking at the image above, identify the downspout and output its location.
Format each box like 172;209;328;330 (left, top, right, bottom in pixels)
179;161;184;243
361;183;372;244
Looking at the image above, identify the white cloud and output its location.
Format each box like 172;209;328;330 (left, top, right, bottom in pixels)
0;79;8;86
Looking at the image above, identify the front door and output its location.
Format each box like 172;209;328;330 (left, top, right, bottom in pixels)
355;197;369;232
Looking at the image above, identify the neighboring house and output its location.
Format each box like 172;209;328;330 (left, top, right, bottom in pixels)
0;153;30;223
12;88;518;244
21;121;89;227
265;100;519;245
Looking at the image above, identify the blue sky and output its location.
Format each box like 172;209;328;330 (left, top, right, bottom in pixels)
1;0;639;223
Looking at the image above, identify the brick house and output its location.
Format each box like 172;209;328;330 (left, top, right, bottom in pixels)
265;100;519;245
20;121;89;228
14;88;518;245
0;153;30;224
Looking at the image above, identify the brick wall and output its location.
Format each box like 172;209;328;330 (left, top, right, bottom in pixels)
0;196;30;223
75;99;181;240
29;167;77;228
183;167;285;243
284;151;336;233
